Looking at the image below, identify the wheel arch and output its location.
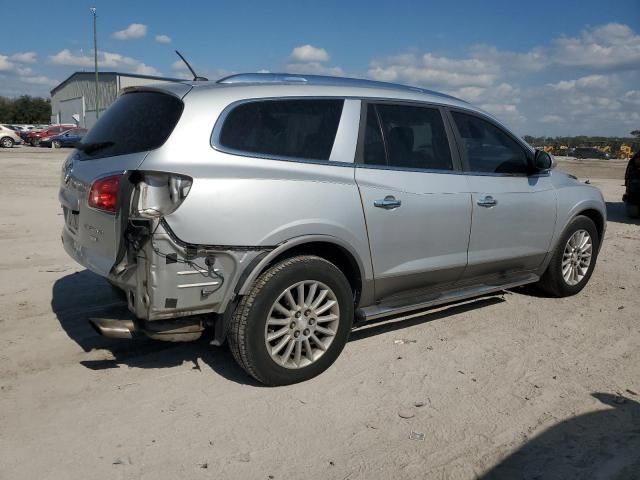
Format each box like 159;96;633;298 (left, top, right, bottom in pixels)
576;208;605;243
236;235;372;307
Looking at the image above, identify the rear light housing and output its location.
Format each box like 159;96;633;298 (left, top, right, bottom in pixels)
135;172;192;217
88;174;123;213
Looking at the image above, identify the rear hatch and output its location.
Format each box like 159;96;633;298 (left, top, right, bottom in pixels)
59;87;188;276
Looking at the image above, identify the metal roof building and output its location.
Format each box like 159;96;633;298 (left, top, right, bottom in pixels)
50;71;183;128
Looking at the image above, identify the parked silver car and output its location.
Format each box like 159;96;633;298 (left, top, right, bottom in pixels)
0;124;24;147
59;73;606;385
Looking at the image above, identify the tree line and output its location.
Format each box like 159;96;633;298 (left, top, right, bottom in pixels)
523;133;640;149
0;96;51;124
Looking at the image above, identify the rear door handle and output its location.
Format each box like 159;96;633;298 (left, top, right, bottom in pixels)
374;195;402;210
477;195;498;208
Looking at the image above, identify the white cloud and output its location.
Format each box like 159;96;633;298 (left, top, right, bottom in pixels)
362;23;640;134
471;44;548;73
286;62;344;76
541;115;563;124
552;23;640;69
49;49;93;67
290;45;330;62
49;49;161;76
548;74;609;91
112;23;147;40
171;60;232;80
287;45;342;76
0;73;58;97
0;55;42;81
171;59;187;70
522;70;640;135
155;34;172;44
0;53;57;96
0;55;14;71
368;52;497;88
23;75;58;86
623;90;640;105
10;52;37;63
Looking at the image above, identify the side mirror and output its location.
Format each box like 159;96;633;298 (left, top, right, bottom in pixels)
533;150;553;171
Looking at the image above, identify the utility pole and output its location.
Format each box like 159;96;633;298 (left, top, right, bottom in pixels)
90;7;99;120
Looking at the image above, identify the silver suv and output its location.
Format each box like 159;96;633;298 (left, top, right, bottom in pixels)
59;73;606;385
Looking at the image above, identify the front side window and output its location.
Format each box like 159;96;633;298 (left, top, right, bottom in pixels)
452;112;528;174
218;99;344;161
363;103;453;171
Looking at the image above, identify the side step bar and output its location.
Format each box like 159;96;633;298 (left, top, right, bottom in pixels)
357;273;539;322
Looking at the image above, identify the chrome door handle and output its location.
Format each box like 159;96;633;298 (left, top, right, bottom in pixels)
374;195;402;210
477;195;498;208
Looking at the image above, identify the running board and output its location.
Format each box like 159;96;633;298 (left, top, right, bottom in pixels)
356;273;539;322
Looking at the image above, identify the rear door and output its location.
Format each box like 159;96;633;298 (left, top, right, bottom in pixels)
447;109;556;280
355;102;471;300
59;90;186;276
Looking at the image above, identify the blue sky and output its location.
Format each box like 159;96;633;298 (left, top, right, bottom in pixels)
0;0;638;136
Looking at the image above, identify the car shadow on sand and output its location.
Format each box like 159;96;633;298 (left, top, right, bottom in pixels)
51;270;507;385
481;392;640;479
50;269;262;386
606;201;640;225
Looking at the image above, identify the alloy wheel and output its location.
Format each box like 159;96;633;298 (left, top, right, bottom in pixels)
264;280;340;369
562;229;593;286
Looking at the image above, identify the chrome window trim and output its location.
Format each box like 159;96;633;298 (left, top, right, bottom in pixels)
211;96;357;165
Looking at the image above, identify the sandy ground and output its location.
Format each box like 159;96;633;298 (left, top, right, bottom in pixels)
0;147;638;480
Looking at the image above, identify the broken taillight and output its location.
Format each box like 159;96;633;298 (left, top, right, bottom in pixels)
135;172;192;217
88;173;123;213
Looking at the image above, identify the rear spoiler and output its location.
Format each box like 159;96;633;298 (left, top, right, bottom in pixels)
120;82;194;100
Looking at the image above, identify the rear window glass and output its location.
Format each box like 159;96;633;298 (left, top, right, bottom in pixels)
218;99;344;161
77;91;183;160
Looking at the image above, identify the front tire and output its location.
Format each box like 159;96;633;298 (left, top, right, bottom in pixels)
537;215;600;297
0;137;14;148
228;255;353;386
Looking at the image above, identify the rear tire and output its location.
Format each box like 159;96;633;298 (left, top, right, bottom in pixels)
625;201;640;219
536;215;599;297
228;255;353;386
0;137;14;148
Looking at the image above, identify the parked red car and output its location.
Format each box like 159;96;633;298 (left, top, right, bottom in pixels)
27;124;76;146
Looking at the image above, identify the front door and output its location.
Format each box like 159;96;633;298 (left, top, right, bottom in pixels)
355;102;472;300
448;110;557;280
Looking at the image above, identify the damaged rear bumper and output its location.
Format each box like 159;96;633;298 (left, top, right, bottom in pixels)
63;217;273;341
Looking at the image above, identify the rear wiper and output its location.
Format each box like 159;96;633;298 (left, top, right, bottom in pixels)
75;141;115;154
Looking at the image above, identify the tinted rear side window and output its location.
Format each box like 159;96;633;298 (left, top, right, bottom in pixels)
375;104;453;171
218;99;344;161
78;91;183;160
362;106;386;166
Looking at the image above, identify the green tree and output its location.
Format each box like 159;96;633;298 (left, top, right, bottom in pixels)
631;130;640;138
0;96;51;123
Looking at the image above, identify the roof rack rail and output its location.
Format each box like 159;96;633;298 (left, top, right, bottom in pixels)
216;73;464;102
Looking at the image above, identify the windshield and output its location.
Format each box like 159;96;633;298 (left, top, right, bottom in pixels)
77;91;184;160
